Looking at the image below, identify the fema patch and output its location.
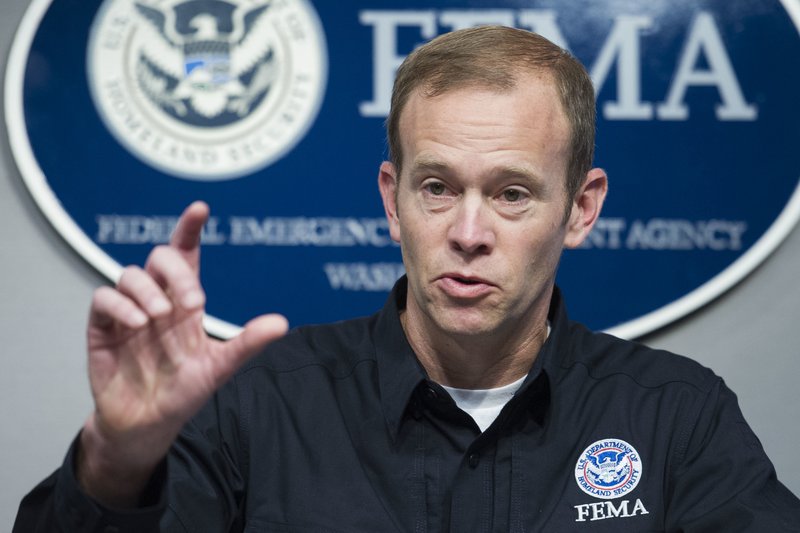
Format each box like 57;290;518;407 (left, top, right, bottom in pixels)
575;439;643;500
87;0;327;180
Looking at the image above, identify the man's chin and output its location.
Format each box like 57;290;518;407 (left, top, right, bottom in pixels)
432;310;499;338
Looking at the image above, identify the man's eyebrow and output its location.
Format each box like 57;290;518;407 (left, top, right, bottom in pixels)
495;166;549;196
408;156;450;175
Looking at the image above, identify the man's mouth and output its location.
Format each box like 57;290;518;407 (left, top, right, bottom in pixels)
437;274;494;298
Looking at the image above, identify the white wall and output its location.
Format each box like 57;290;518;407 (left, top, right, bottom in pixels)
1;0;799;528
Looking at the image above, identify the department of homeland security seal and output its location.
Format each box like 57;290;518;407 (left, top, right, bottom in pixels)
87;0;327;180
575;439;643;500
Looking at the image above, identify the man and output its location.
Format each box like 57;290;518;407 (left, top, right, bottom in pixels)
15;26;800;532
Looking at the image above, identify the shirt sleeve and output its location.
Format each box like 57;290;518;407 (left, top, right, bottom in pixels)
13;380;247;533
665;378;800;532
12;435;168;533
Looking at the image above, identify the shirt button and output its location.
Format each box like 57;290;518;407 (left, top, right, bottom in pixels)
468;453;480;468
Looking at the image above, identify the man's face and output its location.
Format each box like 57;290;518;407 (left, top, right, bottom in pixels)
379;72;595;343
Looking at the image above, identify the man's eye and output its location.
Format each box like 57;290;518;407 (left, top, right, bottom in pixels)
427;182;446;195
503;189;522;202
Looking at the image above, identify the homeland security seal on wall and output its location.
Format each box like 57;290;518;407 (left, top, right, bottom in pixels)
575;439;643;499
87;0;327;180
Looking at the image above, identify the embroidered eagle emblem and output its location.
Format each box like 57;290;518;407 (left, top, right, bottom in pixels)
132;0;277;123
584;449;631;487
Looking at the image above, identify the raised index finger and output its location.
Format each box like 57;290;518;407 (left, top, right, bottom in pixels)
170;201;209;273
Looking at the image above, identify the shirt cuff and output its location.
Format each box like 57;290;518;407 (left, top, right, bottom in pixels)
54;434;168;533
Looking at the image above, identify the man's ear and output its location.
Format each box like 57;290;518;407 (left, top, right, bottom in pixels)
378;161;401;244
564;168;608;249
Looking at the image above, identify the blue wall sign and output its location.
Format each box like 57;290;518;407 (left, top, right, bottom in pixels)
6;0;800;338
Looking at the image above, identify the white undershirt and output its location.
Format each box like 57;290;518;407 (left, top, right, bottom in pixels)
439;323;550;432
441;376;527;432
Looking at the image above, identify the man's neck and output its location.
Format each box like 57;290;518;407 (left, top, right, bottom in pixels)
399;309;549;390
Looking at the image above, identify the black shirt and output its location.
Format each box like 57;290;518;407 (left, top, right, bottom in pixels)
15;279;800;532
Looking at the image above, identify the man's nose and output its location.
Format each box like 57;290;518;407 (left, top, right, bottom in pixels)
447;195;496;255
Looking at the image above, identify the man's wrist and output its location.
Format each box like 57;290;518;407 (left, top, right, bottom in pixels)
76;414;163;509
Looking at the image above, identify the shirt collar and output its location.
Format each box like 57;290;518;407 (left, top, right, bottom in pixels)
373;277;571;440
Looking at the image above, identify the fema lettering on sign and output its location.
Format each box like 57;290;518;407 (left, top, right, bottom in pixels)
358;9;757;122
6;0;800;336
